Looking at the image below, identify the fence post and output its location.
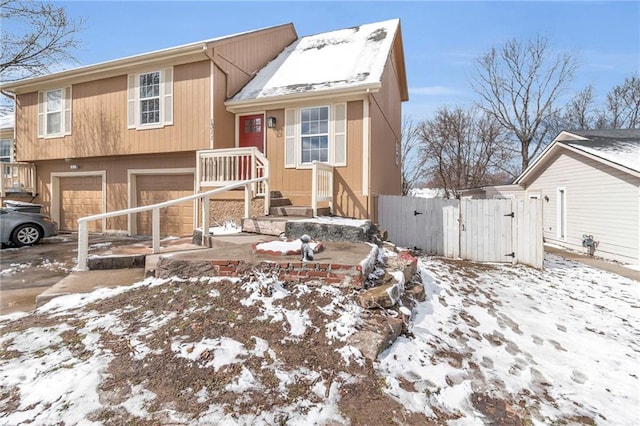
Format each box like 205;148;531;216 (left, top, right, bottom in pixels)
244;183;250;218
77;220;89;271
202;195;210;245
152;208;160;253
311;161;318;217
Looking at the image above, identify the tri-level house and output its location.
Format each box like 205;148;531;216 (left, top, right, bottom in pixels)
0;19;408;237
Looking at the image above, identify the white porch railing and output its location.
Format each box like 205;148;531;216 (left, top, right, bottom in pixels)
0;162;36;198
197;147;269;198
76;177;268;271
311;160;333;217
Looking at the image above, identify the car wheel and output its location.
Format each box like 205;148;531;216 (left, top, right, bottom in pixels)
10;224;43;247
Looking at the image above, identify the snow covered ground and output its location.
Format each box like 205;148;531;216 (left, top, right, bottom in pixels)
379;255;639;424
0;252;637;424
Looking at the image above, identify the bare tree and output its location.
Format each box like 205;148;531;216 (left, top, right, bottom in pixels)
563;85;596;130
1;0;84;80
472;35;577;172
418;107;514;198
400;116;424;195
597;74;640;129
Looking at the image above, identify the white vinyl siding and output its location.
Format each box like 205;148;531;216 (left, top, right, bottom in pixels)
37;86;72;138
283;103;347;169
524;149;640;265
127;67;173;130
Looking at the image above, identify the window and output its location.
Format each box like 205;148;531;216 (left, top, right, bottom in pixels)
284;103;347;168
127;68;173;129
0;139;11;163
38;87;72;138
244;117;262;133
140;72;160;125
301;106;329;163
557;188;566;240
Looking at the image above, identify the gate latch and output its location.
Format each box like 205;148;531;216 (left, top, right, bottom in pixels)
505;252;515;258
414;210;423;216
504;212;515;218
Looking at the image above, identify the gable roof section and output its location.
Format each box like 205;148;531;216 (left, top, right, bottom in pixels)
226;19;407;108
0;23;295;94
515;129;640;184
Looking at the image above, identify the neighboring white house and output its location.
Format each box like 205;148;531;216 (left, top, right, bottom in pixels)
514;129;640;266
0;115;13;164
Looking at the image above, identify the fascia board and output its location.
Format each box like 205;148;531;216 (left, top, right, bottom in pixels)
225;83;381;113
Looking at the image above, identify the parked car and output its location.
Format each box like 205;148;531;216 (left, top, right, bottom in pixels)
0;204;59;247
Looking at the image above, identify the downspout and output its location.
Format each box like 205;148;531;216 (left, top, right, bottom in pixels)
202;44;215;150
363;92;371;217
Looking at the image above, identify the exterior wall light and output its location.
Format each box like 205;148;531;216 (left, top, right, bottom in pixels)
267;116;276;128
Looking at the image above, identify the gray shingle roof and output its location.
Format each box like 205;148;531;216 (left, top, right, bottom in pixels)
562;129;640;173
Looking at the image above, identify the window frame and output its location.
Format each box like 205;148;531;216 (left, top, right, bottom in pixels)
300;105;330;165
284;102;347;169
557;187;567;241
127;67;173;130
37;86;72;138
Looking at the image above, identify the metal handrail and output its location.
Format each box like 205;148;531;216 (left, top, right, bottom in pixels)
76;176;269;271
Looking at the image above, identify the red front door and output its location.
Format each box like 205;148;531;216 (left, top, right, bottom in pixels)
238;114;264;181
239;114;264;152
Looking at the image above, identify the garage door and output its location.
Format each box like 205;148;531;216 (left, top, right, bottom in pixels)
136;174;194;236
59;175;103;232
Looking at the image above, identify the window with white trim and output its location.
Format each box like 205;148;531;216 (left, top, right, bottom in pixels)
37;87;72;138
0;139;11;163
127;68;173;129
284;103;347;168
301;106;329;163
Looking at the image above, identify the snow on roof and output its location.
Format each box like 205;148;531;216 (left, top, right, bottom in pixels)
230;19;399;102
0;114;14;130
562;130;640;173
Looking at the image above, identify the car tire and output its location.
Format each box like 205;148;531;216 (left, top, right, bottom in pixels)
10;224;43;247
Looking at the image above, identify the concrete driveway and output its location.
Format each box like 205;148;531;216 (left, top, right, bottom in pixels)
0;233;150;314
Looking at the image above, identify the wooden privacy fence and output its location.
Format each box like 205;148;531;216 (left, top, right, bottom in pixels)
378;197;544;268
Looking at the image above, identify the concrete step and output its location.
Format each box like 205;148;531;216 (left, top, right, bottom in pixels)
242;216;290;236
269;206;331;217
270;197;292;207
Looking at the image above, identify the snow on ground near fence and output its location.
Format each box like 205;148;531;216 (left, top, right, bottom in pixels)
0;253;637;424
377;254;639;424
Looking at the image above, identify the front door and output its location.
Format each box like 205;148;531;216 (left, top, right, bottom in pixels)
239;114;264;152
239;114;264;180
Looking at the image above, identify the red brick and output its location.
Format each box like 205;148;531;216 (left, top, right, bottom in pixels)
316;263;331;270
329;264;354;271
211;260;229;266
308;271;328;278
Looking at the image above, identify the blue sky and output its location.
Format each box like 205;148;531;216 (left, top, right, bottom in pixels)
57;1;639;119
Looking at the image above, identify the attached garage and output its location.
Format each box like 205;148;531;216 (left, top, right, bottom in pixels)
56;174;105;232
133;172;195;236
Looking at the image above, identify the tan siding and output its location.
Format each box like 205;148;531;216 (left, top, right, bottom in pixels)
334;101;368;219
212;26;297;149
33;153;195;233
16;61;211;162
525;150;639;264
368;50;403;220
263;102;368;217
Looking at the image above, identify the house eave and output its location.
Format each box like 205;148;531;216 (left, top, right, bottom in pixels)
1;23;296;94
225;83;382;113
515;136;640;185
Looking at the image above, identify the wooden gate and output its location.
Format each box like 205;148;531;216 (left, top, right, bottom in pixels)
378;196;543;268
